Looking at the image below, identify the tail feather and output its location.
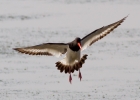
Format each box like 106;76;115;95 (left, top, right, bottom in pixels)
55;54;88;74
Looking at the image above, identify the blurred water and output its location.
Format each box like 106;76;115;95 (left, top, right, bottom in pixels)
0;0;140;100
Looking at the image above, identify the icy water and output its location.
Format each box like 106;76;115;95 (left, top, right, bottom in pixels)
0;0;140;100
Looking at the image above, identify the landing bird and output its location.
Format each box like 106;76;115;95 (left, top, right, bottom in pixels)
14;16;127;83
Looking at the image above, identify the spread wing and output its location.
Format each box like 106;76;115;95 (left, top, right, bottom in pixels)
14;43;68;57
81;16;127;51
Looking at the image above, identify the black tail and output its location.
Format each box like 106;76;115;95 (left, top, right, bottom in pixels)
55;54;88;74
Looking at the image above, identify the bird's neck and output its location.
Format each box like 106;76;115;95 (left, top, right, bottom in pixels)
69;43;80;52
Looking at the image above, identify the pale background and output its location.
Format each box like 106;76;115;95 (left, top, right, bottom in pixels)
0;0;140;100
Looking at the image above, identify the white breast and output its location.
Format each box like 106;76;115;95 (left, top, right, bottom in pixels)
60;48;81;66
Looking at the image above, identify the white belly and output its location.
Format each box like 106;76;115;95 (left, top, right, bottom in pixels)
61;48;81;65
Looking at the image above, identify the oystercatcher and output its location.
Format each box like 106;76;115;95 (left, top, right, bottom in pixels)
14;16;127;83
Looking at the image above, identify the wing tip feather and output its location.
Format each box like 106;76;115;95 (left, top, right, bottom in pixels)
120;15;128;23
13;48;18;51
13;48;23;52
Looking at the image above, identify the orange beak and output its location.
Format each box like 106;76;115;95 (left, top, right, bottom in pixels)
77;43;82;49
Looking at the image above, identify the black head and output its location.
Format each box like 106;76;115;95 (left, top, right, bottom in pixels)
75;37;81;43
69;37;82;51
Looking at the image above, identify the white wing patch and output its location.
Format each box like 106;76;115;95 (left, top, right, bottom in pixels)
14;43;68;57
81;16;127;51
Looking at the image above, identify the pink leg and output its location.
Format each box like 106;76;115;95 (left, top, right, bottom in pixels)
69;73;72;84
69;67;72;84
78;69;82;81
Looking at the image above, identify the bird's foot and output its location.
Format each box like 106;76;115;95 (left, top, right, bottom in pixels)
69;74;72;84
78;69;82;81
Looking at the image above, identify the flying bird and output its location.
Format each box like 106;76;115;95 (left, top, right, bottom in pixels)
14;16;127;83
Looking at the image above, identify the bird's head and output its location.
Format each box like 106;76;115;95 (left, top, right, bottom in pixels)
75;37;82;49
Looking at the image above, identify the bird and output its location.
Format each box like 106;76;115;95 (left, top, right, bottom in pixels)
14;16;127;83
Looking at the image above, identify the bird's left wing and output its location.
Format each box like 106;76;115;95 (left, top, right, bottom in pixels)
14;43;68;57
81;16;127;51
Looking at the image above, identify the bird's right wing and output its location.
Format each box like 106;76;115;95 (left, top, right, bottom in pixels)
14;43;68;57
